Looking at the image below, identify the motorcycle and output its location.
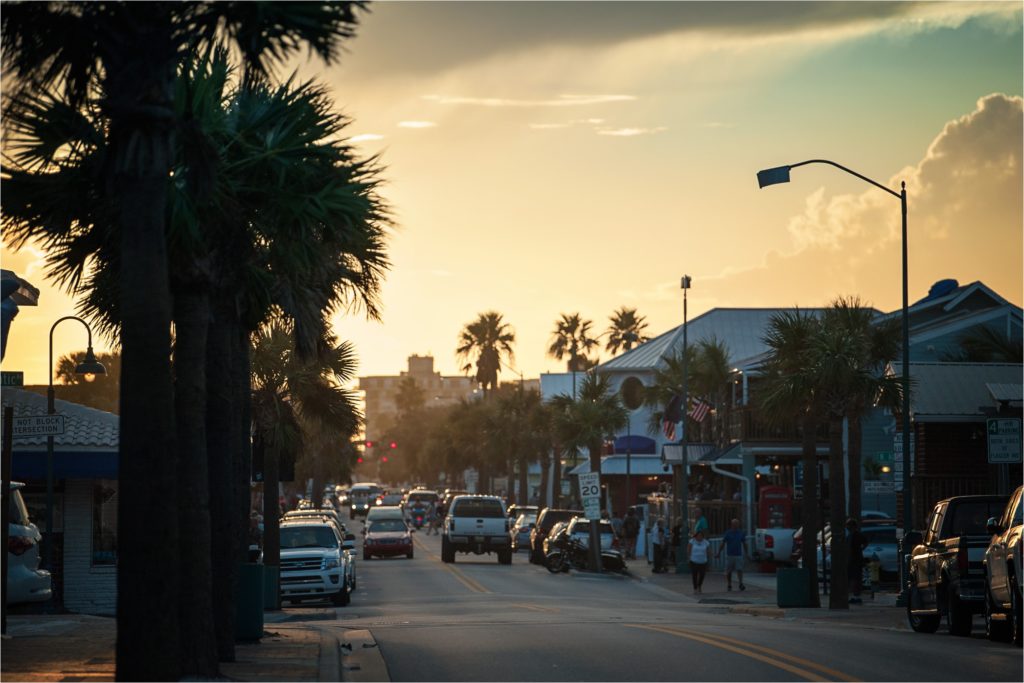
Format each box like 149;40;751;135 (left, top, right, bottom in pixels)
545;533;627;574
409;507;426;530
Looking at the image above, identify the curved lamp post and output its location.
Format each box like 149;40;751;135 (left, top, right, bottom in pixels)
757;159;911;593
676;275;692;573
45;316;106;574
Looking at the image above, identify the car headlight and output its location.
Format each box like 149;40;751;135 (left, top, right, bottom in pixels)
323;557;341;570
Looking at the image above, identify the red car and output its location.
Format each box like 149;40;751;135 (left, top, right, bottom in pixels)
363;518;414;560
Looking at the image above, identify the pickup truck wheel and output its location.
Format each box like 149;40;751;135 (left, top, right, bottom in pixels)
946;587;972;636
331;585;351;607
907;586;940;633
986;592;1010;641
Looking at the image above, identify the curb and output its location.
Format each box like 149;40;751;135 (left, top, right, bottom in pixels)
339;629;390;683
728;605;786;618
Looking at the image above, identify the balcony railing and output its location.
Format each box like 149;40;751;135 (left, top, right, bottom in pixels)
726;406;827;443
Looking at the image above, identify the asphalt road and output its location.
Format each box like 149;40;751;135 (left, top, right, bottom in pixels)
280;519;1022;682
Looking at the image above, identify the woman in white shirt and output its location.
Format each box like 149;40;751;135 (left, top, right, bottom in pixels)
688;529;711;593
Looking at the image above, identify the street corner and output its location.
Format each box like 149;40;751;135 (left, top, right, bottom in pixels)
338;629;390;683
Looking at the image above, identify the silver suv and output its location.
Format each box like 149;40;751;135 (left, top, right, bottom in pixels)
279;519;353;606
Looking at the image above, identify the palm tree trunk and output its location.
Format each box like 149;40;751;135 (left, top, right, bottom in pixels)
828;415;849;609
800;412;821;608
262;432;282;610
847;411;863;521
173;288;219;676
551;450;562;508
205;302;239;661
110;37;181;678
539;452;550;507
233;324;252;566
518;455;529;507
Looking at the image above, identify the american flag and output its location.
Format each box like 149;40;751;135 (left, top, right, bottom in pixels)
662;419;676;440
688;397;712;423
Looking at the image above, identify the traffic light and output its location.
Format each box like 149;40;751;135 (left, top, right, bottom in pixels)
381;456;389;463
389;441;397;449
357;456;364;464
365;440;374;448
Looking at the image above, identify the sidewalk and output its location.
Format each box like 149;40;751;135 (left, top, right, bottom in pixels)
634;562;908;632
0;611;353;682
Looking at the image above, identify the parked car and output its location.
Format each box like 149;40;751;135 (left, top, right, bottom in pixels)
442;495;511;564
380;490;404;506
804;525;900;577
348;483;383;519
510;513;537;552
364;518;414;560
542;521;571;556
906;494;1009;635
279;518;355;606
984;485;1023;645
507;504;538;521
565;517;617;551
529;508;583;564
6;482;52;605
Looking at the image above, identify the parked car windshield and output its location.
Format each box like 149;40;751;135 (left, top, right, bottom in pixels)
281;526;338;549
369;519;407;533
452;499;505;518
948;500;1007;536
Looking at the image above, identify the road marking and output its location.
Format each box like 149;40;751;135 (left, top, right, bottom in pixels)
626;624;859;682
413;535;491;594
509;603;560;613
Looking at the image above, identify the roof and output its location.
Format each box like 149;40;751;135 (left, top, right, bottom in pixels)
2;388;118;450
901;363;1024;422
597;308;832;373
568;455;671;476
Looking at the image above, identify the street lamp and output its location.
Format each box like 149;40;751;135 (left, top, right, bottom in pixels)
675;275;692;574
757;158;912;589
45;316;106;574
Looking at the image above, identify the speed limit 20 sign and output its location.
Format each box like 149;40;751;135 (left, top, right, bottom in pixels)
578;472;602;520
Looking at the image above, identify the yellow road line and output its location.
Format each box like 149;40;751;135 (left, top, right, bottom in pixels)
509;602;560;613
413;534;491;594
627;624;858;682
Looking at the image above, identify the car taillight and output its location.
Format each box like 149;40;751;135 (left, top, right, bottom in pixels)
8;536;33;556
765;534;774;549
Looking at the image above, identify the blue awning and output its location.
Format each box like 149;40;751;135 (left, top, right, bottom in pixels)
613;435;656;455
12;451;119;480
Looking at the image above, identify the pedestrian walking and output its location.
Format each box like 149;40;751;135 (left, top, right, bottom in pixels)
688;529;711;593
622;508;640;559
651;518;667;573
692;507;709;536
716;518;747;591
846;518;869;603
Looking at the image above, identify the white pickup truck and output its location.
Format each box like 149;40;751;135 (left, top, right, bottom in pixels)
753;527;797;565
442;495;512;564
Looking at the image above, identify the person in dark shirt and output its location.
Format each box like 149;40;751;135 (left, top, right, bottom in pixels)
716;518;748;591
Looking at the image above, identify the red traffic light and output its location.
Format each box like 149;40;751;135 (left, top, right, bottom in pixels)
365;440;374;448
381;456;389;463
357;456;364;464
389;441;397;449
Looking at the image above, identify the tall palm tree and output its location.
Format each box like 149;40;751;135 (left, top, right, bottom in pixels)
692;337;734;446
549;372;627;569
605;307;650;355
641;347;695;437
760;309;824;609
3;4;368;677
548;313;600;396
456;311;516;395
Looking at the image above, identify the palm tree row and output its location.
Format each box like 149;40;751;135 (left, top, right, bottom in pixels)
2;4;383;678
759;297;902;610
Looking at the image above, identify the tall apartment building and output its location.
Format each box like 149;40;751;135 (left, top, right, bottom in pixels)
359;355;476;442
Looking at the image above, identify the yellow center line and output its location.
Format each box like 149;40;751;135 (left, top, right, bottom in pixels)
412;534;491;594
509;602;560;613
626;624;857;682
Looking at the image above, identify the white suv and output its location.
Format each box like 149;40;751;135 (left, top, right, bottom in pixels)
279;519;353;606
6;482;52;605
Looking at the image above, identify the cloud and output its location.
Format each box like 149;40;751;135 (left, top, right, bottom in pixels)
397;121;437;129
529;123;572;130
596;126;667;137
713;92;1023;308
422;94;635;107
349;133;385;142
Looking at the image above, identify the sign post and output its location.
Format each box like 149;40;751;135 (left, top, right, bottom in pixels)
987;418;1022;495
578;472;603;571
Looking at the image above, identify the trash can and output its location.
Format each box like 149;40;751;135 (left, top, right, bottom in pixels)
776;567;812;607
263;563;280;611
236;563;264;640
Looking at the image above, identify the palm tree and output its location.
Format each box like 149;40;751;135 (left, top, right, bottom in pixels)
548;313;600;396
605;307;650;355
641;347;694;437
3;4;369;677
456;312;516;395
759;309;824;609
251;323;361;609
548;372;627;569
692;337;734;446
943;325;1024;362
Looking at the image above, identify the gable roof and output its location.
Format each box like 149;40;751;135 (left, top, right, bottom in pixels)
597;308;831;373
1;387;118;450
899;362;1023;422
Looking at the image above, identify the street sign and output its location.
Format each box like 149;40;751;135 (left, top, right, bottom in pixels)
12;415;66;437
578;472;602;520
875;451;893;464
987;418;1022;464
863;480;895;494
1;371;23;387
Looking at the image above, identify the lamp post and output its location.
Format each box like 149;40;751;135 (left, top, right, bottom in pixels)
757;159;911;589
675;275;692;573
45;316;106;577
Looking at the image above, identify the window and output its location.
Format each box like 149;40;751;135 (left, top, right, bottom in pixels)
92;481;118;566
280;525;338;549
453;499;505;518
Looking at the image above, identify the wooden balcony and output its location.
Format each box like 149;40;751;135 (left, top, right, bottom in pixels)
726;406;826;443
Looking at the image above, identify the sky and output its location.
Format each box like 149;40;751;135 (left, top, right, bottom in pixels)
2;1;1022;386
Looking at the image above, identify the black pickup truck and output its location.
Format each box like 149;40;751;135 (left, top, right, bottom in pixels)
906;494;1009;635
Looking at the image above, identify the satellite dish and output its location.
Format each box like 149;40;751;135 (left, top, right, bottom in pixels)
620;376;644;410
